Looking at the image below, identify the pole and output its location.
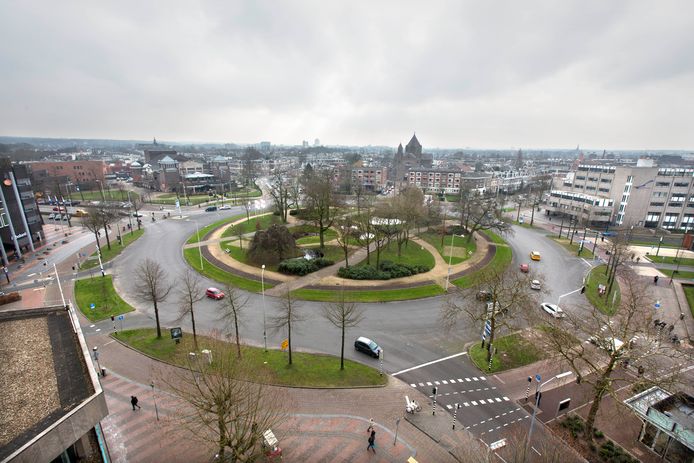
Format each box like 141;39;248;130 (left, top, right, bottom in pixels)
525;376;532;402
127;191;134;235
452;403;460;429
151;381;160;421
445;233;455;292
261;264;267;351
592;230;598;256
196;221;203;270
393;417;401;446
656;236;663;257
97;247;105;277
487;343;494;371
432;386;438;415
558;216;564;238
379;349;384;376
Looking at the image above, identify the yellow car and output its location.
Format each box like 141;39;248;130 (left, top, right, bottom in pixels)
530;251;541;261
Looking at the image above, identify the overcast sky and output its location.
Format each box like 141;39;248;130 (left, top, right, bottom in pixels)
1;1;692;149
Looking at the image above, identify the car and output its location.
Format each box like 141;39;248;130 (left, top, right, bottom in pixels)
540;303;565;318
486;301;507;317
530;251;541;261
61;214;70;221
205;287;225;300
132;212;143;217
520;263;530;273
476;290;493;301
52;207;60;211
219;205;231;210
205;206;218;212
530;280;541;290
354;336;381;358
47;213;56;220
73;209;89;217
602;231;618;237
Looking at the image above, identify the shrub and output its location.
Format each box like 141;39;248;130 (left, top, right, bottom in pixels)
0;292;21;306
338;265;390;280
313;258;334;269
289;209;302;216
278;257;334;275
598;440;637;463
561;414;585;438
594;429;604;439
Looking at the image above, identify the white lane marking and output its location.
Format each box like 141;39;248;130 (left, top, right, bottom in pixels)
446;404;452;409
457;378;464;383
478;399;486;404
418;383;424;387
494;374;506;384
410;384;416;387
472;377;479;381
581;258;592;267
391;351;467;376
449;379;456;383
434;381;440;385
466;378;471;382
495;398;502;402
503;397;510;401
463;402;469;407
471;401;478;405
442;380;448;384
27;273;36;277
480;376;486;380
426;382;432;386
95;328;101;332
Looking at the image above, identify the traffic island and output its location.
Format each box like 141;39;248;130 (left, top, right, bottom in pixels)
74;275;135;322
468;330;548;374
113;328;387;388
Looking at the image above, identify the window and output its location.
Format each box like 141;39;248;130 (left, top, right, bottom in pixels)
646;213;661;222
586;186;596;191
599;188;610;193
575;175;586;180
623;185;631;193
656;182;670;187
670;195;685;202
649;202;664;207
600;178;612;183
674;182;689;187
588;177;598;181
653;191;667;198
627;176;634;183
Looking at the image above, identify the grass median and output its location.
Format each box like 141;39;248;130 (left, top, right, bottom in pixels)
113;328;386;387
292;284;444;302
186;213;245;244
183;247;268;292
74;275;135;322
682;284;694;317
551;237;595;259
585;265;620;316
81;229;144;270
452;245;513;289
469;331;547;373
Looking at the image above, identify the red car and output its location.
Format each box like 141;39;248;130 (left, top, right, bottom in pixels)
205;287;225;300
519;263;530;273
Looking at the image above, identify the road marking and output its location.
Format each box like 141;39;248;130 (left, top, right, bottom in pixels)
472;377;479;381
426;382;432;386
494;374;505;384
446;404;452;409
95;328;101;332
449;379;456;383
434;381;440;385
410;384;416;387
418;383;424;387
442;380;448;384
471;401;478;405
27;273;36;277
480;376;486;380
495;398;502;402
466;378;471;382
503;397;509;401
478;399;486;404
457;378;464;383
581;258;592;267
391;351;467;376
463;402;469;407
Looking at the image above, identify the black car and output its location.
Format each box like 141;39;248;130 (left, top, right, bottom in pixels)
205;206;218;212
354;336;381;358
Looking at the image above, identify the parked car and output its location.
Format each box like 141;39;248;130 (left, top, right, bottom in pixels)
205;287;225;300
132;212;143;217
52;207;60;211
476;290;493;301
205;206;218;212
540;303;565;318
520;263;530;273
530;280;541;290
530;251;541;261
589;336;624;352
47;213;56;220
354;336;381;358
219;205;231;210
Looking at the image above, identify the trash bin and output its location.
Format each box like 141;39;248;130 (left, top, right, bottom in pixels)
101;368;107;377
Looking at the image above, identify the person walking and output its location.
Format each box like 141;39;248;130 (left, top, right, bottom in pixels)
654;275;659;285
131;395;141;410
367;418;375;434
367;430;376;453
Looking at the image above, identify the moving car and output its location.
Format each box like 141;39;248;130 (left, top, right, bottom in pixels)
205;206;218;212
520;263;530;273
73;209;89;217
132;212;143;217
47;213;56;220
540;303;565;318
219;205;231;210
530;280;541;290
589;336;624;352
354;336;381;358
530;251;541;261
205;287;225;300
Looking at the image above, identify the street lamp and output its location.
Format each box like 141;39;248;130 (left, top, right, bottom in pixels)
150;380;160;421
195;221;204;270
525;371;572;460
261;264;267;351
445;234;464;292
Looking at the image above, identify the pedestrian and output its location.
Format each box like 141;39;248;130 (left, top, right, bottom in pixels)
636;257;641;264
366;430;376;453
654;275;659;285
367;418;374;434
131;395;141;410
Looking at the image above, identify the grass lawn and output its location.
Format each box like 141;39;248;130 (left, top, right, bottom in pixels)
629;240;680;249
682;284;694;317
295;228;337;245
74;275;135;322
292;284;444;302
183;247;268;292
659;269;694;279
452;246;513;288
222;213;280;236
648;255;694;267
469;331;547;373
186;214;245;244
81;229;144;270
361;241;435;269
419;232;476;265
114;328;386;387
67;189;140;203
585;265;620;316
481;229;507;245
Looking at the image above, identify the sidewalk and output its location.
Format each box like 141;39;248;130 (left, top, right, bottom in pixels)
90;333;464;462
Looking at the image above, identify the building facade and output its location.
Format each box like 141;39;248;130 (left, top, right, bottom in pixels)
352;167;388;192
546;159;694;230
29;160;107;192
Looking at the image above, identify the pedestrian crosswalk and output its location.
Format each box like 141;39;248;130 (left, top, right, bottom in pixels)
448;396;509;408
410;376;487;388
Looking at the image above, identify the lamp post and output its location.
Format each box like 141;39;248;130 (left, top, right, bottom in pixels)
195;221;203;270
151;380;160;421
525;371;572;460
261;264;267;351
655;236;663;257
96;180;105;201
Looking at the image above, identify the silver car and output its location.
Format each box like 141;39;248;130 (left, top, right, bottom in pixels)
540;303;565;318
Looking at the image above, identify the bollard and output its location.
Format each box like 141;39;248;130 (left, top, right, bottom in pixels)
432;387;438;415
452;403;460;429
525;376;532;402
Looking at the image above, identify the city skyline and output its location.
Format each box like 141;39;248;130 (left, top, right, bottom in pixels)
1;1;693;150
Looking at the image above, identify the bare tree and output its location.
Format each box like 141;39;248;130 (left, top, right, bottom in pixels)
322;294;364;370
82;210;104;253
163;339;287;461
243;200;252;222
539;273;690;440
134;258;172;338
355;195;376;264
240;147;261;187
268;169;291;222
269;290;305;365
217;285;249;358
391;186;425;256
301;168;342;249
334;216;357;267
456;189;510;243
177;269;205;350
442;266;539;362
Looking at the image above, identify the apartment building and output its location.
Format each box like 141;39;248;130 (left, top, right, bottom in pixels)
29;160;107;191
546;159;694;230
407;168;495;195
352;167;388;192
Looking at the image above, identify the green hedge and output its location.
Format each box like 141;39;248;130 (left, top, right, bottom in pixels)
278;257;334;275
338;260;429;280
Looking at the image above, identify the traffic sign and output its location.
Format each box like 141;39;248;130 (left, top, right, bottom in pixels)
280;339;288;350
117;314;125;320
535;374;542;382
89;303;95;310
654;300;661;310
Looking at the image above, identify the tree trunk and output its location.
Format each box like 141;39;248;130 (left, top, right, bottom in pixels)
103;222;112;250
234;316;241;358
530;205;536;226
340;323;345;370
343;246;349;268
153;300;162;338
486;316;496;363
190;303;198;351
